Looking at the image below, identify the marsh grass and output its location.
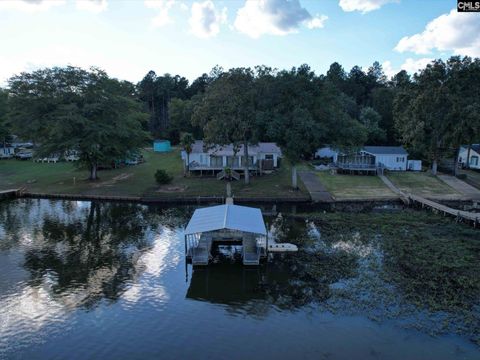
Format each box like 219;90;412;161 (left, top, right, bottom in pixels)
273;210;480;344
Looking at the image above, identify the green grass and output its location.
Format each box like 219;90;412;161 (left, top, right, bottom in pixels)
315;171;396;200
0;147;307;199
387;172;459;198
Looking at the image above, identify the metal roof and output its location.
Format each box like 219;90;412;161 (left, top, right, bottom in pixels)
184;204;267;235
362;146;408;155
190;140;282;156
461;144;480;153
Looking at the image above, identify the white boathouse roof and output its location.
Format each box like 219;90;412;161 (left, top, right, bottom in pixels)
185;204;267;236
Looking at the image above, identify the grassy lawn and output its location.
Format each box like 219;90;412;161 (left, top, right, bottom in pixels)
387;172;459;198
315;171;396;200
0;147;307;199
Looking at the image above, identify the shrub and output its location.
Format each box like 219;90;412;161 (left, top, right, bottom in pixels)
155;169;173;185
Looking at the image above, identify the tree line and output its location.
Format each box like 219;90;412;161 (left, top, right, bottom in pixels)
0;56;479;184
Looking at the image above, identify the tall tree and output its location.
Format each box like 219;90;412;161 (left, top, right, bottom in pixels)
181;132;195;176
394;60;452;174
137;71;189;137
359;107;386;144
444;56;480;173
268;107;321;189
325;62;347;92
0;88;10;149
8;66;149;180
193;68;257;185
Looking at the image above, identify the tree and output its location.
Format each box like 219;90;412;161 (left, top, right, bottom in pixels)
371;87;395;144
325;62;347;91
0;88;10;149
269;107;321;189
8;66;149;180
181;132;195;176
167;96;202;143
444;56;480;173
394;59;452;175
137;71;189;138
193;68;257;185
359;107;386;144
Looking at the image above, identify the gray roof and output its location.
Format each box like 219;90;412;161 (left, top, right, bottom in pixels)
362;146;408;155
191;140;282;156
461;144;480;153
185;204;267;235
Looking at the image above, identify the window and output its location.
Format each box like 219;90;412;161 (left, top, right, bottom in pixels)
210;156;223;167
226;156;239;167
265;154;274;160
471;156;479;166
396;157;405;163
241;156;254;166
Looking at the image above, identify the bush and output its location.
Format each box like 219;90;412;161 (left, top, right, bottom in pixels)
155;169;173;184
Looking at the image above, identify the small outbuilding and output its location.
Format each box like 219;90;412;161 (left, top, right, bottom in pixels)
153;139;171;153
407;160;422;171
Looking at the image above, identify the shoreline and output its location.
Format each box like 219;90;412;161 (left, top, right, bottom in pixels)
1;189;475;209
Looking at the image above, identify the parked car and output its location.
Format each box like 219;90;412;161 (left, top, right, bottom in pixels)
16;151;33;160
64;150;80;161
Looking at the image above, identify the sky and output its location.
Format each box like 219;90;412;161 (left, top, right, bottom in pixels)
0;0;479;85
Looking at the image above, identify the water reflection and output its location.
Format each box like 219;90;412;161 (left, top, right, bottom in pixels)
0;199;479;359
0;199;191;355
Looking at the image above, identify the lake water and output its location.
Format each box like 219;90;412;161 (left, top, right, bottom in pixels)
0;199;479;360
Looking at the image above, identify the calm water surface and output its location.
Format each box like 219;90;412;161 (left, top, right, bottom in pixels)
0;199;479;360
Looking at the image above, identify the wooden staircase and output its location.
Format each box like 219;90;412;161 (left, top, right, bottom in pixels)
217;169;241;181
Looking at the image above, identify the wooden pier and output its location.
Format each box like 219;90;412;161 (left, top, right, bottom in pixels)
378;175;479;227
408;194;480;226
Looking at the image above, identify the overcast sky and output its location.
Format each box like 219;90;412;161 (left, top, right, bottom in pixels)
0;0;478;85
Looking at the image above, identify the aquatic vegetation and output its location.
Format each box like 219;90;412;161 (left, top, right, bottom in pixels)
285;210;480;344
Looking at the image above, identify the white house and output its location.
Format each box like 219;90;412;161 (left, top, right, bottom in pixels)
458;145;480;170
0;146;14;159
181;140;282;174
360;146;408;171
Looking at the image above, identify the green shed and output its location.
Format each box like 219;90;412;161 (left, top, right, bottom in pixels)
153;140;171;152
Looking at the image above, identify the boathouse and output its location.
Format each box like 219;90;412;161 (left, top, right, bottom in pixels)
184;204;267;266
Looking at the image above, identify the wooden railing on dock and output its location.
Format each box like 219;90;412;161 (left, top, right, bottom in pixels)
409;194;479;226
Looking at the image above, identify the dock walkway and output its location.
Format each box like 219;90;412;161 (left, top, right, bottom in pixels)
409;194;479;225
379;175;479;226
378;175;410;205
